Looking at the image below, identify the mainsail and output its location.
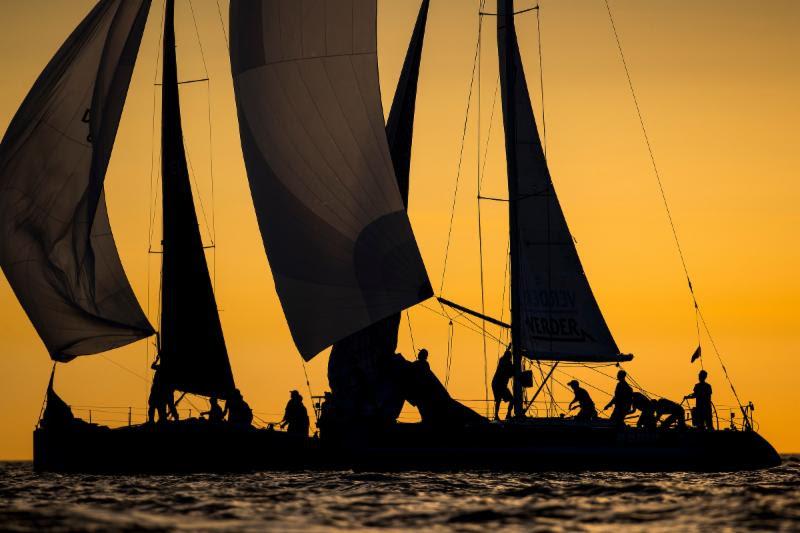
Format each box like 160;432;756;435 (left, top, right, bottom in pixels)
497;1;629;363
0;0;153;360
230;0;433;360
158;0;235;397
328;0;431;422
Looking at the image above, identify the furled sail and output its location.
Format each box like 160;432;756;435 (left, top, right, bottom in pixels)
0;0;153;361
497;1;630;363
229;0;433;360
158;0;234;397
328;0;431;423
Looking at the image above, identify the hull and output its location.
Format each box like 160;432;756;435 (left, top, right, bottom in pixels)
34;418;781;473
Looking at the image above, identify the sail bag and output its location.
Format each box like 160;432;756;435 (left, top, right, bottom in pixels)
230;0;433;360
0;0;153;360
498;0;628;362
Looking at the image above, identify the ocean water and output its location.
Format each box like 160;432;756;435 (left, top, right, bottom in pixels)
1;458;798;532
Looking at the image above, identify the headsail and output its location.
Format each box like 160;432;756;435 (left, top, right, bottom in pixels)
229;0;433;360
497;1;629;363
0;0;153;360
158;0;235;397
329;0;431;422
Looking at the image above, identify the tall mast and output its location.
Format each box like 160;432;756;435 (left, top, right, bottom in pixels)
498;0;523;417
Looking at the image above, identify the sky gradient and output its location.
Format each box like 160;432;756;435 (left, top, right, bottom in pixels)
0;0;798;459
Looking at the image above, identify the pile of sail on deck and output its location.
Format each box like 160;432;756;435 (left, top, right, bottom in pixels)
497;0;629;363
229;0;433;360
0;0;154;360
159;0;234;397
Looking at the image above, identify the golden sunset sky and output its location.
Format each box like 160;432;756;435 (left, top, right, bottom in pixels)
0;0;797;459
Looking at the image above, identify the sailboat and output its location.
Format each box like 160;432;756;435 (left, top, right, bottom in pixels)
1;0;781;472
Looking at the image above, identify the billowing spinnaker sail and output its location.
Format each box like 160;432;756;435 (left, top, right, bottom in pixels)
498;1;628;363
329;0;431;423
230;0;433;360
0;0;153;361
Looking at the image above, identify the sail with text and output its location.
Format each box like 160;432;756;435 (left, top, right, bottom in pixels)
497;0;631;363
328;0;431;422
0;0;154;361
229;0;433;360
158;0;235;398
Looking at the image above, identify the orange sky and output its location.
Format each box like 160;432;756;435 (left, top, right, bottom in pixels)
0;0;798;459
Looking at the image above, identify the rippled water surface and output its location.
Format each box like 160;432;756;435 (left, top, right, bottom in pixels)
1;458;798;531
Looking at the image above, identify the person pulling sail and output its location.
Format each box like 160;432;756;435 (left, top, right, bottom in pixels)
567;380;597;421
685;370;714;430
202;397;225;423
603;370;633;427
492;350;514;420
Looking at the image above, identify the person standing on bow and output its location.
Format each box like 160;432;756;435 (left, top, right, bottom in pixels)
685;370;714;430
492;349;514;420
603;370;633;427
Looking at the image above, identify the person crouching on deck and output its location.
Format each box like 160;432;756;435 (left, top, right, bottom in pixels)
567;380;597;421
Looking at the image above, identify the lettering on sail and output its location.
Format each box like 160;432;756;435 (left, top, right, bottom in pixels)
522;289;594;343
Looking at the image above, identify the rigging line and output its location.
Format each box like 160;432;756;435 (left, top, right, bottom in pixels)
184;146;215;246
604;0;744;411
100;354;148;383
439;7;485;295
406;310;417;353
536;4;547;157
214;0;229;50
496;240;511;360
423;302;504;343
300;361;318;423
187;0;209;78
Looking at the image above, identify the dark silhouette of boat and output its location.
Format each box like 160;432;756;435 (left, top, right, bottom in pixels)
0;0;781;472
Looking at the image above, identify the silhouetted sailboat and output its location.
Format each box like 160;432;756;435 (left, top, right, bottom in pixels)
1;0;781;471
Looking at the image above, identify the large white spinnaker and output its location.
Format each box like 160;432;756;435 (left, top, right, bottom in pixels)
230;0;433;360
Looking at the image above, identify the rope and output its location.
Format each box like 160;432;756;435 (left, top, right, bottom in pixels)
445;320;454;388
300;361;318;423
476;0;490;418
406;310;416;353
215;0;229;49
439;8;484;295
604;0;746;415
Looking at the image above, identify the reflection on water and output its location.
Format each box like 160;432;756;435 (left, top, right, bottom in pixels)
1;457;798;531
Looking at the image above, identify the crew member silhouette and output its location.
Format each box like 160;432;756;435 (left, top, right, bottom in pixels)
201;397;224;423
654;398;686;429
280;390;309;437
147;359;179;424
567;380;597;421
317;391;337;436
492;350;514;420
685;370;713;430
226;388;253;427
631;392;656;429
604;370;633;427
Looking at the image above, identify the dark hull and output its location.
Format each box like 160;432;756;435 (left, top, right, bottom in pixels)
34;418;781;473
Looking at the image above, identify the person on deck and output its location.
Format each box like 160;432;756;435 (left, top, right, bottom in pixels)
226;388;253;428
603;370;633;427
280;390;309;437
201;397;224;423
631;392;656;430
147;360;179;424
684;370;714;430
567;380;597;421
492;350;514;420
654;398;686;429
316;391;337;436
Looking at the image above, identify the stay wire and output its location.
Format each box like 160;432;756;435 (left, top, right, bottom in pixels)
439;6;485;295
604;0;745;412
476;0;489;417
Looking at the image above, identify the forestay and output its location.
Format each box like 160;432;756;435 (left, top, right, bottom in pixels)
0;0;153;360
229;0;433;360
497;1;629;363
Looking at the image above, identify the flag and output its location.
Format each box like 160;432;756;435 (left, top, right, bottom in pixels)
690;345;702;363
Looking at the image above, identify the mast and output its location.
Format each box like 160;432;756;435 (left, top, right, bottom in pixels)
498;0;524;417
159;0;234;397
